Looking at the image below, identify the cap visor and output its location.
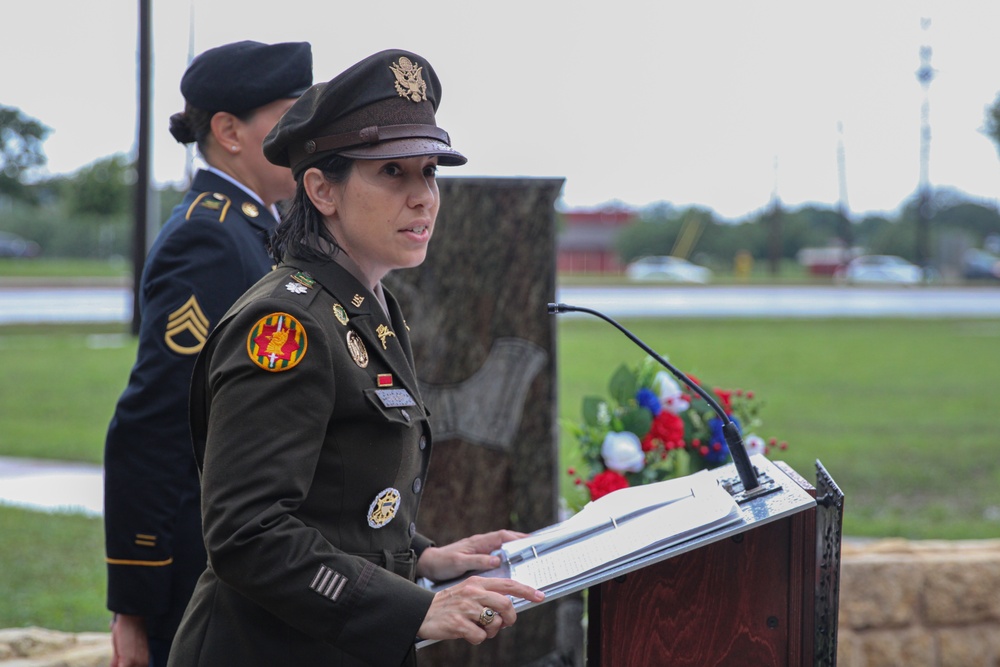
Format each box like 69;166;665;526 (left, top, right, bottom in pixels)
338;138;467;166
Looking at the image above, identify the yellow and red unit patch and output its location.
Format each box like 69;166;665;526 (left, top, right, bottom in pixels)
246;312;308;372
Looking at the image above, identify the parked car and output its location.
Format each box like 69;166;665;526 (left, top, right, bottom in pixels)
625;256;713;283
0;231;41;258
962;249;1000;281
835;255;923;285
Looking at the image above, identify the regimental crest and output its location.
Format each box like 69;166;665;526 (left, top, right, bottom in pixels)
332;303;349;326
164;295;210;355
367;487;401;528
246;312;308;372
390;57;427;102
376;324;396;350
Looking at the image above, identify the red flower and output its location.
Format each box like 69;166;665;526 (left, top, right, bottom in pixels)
642;411;685;452
586;470;629;501
715;389;733;414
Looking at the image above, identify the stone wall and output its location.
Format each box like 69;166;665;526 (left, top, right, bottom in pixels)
4;538;1000;666
838;539;1000;667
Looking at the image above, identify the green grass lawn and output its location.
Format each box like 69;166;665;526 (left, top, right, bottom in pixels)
1;316;998;632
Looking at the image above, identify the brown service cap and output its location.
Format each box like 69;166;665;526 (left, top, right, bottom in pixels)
263;49;466;176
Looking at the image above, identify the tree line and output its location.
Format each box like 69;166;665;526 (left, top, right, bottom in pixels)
4;102;1000;270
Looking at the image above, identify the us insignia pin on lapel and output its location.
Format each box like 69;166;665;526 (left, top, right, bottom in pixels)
367;487;401;528
333;304;349;325
351;294;365;308
241;202;259;218
346;330;368;368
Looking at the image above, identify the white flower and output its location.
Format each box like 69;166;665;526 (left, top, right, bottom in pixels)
744;433;766;457
601;431;645;473
654;371;690;414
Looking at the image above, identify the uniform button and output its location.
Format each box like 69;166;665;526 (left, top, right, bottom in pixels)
412;478;422;494
419;436;427;450
409;522;417;537
401;409;411;422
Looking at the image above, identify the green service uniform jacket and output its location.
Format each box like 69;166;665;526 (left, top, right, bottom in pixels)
169;256;436;667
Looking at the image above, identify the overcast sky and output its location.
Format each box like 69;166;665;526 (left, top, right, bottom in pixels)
4;0;1000;219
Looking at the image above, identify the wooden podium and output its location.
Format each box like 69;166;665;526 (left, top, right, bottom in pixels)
420;457;844;666
586;458;844;667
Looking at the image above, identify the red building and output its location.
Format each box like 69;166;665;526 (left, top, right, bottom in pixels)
557;207;637;274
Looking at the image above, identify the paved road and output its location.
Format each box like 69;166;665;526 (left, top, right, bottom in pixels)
4;284;1000;325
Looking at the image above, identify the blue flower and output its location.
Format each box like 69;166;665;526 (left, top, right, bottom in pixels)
705;416;741;465
635;387;661;416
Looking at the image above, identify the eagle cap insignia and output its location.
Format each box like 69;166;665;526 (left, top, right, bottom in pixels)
390;57;427;102
367;487;401;528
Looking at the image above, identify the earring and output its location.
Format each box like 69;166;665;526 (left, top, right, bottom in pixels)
231;145;239;152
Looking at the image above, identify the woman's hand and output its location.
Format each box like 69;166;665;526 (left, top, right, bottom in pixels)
416;529;525;582
416;575;544;644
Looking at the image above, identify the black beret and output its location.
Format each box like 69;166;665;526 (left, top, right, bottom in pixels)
180;40;313;115
263;49;466;176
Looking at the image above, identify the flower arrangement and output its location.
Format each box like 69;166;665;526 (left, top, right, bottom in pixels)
565;357;787;509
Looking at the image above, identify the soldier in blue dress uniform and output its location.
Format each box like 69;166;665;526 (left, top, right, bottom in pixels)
102;40;312;667
167;49;544;667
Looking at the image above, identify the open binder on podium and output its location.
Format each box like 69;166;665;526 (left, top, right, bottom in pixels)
495;470;742;592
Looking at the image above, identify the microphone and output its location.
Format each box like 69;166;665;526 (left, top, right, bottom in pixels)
549;302;762;494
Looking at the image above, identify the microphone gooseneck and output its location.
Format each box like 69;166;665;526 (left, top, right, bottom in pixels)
549;302;761;493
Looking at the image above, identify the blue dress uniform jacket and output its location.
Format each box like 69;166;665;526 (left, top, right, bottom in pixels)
104;170;277;640
169;257;435;667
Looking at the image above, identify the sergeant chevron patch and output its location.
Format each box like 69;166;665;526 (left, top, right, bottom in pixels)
164;295;210;355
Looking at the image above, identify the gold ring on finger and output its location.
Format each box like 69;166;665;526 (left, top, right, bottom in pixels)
477;607;496;627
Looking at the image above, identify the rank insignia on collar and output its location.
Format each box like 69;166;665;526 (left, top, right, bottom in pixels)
247;312;307;372
367;487;401;529
332;303;349;325
286;281;308;294
351;294;365;308
376;324;396;350
346;330;368;368
241;201;259;218
377;373;393;387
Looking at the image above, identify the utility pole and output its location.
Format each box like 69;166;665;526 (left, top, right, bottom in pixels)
915;17;934;275
836;121;854;267
132;0;152;334
767;155;783;275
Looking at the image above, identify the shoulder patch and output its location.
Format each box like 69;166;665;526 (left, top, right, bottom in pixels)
165;295;210;355
246;312;308;372
185;192;232;222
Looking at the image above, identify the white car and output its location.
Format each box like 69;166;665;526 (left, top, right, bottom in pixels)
625;256;713;283
836;255;923;285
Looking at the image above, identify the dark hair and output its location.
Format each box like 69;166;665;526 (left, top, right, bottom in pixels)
268;153;355;264
168;103;254;149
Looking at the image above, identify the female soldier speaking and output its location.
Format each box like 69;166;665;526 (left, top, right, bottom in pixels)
167;49;544;666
